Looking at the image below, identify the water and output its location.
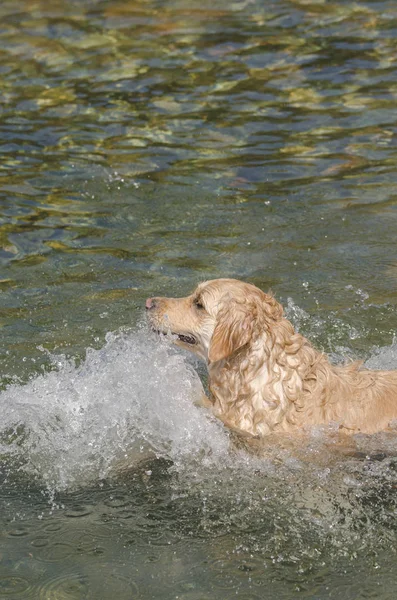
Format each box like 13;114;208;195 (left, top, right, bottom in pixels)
1;0;397;597
2;331;397;599
0;329;225;491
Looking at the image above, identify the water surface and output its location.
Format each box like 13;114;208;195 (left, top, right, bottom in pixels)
1;0;397;598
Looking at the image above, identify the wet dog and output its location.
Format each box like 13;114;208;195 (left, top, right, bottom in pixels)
146;278;397;440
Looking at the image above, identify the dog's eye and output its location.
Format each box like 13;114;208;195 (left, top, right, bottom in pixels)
194;298;205;310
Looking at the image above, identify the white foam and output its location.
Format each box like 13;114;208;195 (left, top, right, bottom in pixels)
365;340;397;371
0;326;229;492
2;321;397;496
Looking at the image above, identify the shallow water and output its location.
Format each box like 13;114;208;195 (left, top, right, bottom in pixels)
1;0;397;597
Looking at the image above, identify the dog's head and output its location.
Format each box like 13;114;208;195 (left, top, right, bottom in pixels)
146;278;283;362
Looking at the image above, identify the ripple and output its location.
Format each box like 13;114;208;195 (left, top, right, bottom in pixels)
6;527;30;537
42;522;64;533
64;504;93;518
208;558;230;573
113;508;136;520
211;572;238;590
0;576;31;596
209;555;267;579
172;586;213;600
86;571;139;599
103;495;131;509
31;537;50;548
34;542;75;562
41;528;108;559
75;538;106;557
36;573;89;600
128;520;166;545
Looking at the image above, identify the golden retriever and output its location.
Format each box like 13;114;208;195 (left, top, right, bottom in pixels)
146;278;397;439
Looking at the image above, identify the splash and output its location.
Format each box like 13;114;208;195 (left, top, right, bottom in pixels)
0;327;229;492
2;314;397;501
365;340;397;371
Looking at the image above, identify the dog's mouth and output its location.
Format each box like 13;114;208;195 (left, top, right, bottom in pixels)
152;328;197;346
176;333;196;345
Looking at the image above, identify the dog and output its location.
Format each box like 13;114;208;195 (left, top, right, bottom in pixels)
146;278;397;440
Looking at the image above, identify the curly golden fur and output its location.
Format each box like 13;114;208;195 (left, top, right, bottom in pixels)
146;279;397;438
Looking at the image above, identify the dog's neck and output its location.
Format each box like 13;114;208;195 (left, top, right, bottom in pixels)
207;316;341;436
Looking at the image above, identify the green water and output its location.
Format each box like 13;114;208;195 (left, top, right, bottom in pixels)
1;0;397;597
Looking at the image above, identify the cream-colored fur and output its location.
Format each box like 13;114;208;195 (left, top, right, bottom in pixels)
146;279;397;438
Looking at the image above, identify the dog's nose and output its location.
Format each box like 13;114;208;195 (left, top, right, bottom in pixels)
145;297;157;310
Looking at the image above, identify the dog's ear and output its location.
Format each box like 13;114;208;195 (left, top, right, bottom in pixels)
208;292;282;363
208;302;253;363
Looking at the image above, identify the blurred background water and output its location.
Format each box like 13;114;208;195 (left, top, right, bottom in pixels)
1;0;397;598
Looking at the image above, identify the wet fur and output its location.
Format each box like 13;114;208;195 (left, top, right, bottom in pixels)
147;279;397;438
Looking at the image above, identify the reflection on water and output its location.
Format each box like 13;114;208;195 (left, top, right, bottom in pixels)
1;0;397;598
